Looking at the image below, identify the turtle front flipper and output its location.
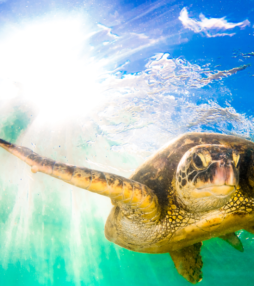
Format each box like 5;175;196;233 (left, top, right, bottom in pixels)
0;139;161;222
169;243;203;284
219;232;244;252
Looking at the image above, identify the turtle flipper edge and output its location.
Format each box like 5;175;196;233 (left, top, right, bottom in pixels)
169;242;203;284
219;232;244;252
245;226;254;234
0;138;161;222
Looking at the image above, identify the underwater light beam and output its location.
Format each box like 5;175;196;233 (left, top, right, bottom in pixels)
0;13;107;121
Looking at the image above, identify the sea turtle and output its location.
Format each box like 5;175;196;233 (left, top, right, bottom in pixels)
1;132;254;283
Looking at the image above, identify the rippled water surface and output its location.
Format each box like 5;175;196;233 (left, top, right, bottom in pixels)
0;0;254;285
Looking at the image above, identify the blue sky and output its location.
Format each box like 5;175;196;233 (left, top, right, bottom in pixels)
0;0;253;134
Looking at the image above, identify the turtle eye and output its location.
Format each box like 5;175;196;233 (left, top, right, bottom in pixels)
192;153;211;170
232;151;240;167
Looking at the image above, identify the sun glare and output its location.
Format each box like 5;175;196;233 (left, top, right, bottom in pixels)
0;13;107;120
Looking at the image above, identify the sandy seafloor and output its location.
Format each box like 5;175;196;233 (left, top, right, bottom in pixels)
0;0;254;285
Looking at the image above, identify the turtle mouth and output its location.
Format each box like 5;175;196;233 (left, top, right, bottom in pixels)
193;184;236;198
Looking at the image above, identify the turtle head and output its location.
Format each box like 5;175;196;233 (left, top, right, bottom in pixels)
176;144;240;212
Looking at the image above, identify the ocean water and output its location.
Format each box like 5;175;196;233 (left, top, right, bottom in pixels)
0;0;254;285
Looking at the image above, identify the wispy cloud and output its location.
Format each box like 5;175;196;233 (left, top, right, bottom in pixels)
201;64;250;84
97;24;119;39
179;7;250;37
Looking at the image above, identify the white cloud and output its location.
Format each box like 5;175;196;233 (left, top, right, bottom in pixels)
179;7;250;37
97;23;119;39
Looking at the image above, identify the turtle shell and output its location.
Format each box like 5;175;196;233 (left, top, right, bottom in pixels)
130;132;254;209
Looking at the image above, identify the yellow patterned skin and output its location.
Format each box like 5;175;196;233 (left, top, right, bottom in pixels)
106;133;254;253
1;133;254;279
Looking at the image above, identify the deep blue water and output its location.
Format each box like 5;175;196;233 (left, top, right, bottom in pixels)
0;0;254;285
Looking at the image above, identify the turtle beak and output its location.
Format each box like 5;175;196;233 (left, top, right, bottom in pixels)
212;160;239;188
195;159;239;197
208;160;238;197
202;185;236;197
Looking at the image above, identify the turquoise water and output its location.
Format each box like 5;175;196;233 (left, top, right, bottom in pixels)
0;0;254;285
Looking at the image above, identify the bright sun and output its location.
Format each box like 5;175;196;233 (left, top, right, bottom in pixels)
0;13;107;120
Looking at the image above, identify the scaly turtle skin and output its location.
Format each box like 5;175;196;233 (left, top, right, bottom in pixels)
1;132;254;284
